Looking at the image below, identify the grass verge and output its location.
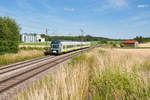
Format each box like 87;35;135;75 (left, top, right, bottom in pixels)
14;54;89;100
0;50;44;66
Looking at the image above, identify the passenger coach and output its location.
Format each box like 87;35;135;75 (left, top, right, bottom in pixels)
50;40;91;54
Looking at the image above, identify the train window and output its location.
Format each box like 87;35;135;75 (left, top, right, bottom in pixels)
68;45;70;48
52;45;59;48
68;45;74;48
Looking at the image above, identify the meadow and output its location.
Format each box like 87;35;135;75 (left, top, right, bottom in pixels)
19;42;51;48
0;50;44;66
13;48;150;100
20;42;51;46
139;42;150;47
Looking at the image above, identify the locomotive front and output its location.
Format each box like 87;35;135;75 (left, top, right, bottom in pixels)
50;40;62;54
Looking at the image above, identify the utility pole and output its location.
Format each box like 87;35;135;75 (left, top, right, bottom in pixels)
80;29;84;53
80;29;84;42
45;28;48;46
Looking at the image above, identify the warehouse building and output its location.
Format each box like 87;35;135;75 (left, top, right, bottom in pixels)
123;41;139;48
21;33;45;42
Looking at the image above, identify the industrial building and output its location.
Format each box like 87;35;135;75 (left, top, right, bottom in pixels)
21;33;45;42
123;41;139;48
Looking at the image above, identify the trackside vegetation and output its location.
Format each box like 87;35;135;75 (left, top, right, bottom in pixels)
13;48;150;100
0;50;44;66
0;17;20;55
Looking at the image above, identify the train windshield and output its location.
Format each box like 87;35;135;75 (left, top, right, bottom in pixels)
51;40;61;48
51;44;59;48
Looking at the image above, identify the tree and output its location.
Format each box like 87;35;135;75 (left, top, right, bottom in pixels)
134;36;143;43
0;17;20;54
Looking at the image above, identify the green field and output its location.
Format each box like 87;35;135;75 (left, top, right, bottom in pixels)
20;42;51;45
107;41;123;44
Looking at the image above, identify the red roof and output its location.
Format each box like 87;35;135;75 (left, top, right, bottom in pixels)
124;41;137;44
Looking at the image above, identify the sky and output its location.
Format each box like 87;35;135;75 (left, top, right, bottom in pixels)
0;0;150;39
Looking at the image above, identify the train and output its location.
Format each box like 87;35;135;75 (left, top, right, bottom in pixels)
50;40;91;54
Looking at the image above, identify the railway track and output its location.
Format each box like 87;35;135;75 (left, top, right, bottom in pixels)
0;47;94;97
0;56;55;74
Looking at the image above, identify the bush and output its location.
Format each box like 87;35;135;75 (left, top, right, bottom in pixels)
112;43;117;47
120;44;124;48
101;40;108;44
0;17;20;55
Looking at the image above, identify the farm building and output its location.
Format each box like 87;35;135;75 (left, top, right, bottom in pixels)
123;41;139;48
21;33;45;42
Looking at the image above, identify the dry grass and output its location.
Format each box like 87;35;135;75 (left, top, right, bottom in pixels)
89;48;150;100
0;50;44;66
14;58;89;100
139;42;150;47
13;48;150;100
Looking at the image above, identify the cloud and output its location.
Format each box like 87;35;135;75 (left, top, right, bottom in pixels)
107;0;128;8
94;0;128;12
64;8;75;11
129;12;150;22
137;4;149;8
38;0;56;13
15;0;34;10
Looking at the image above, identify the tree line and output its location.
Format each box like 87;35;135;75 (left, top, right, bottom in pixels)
41;34;113;43
134;36;150;43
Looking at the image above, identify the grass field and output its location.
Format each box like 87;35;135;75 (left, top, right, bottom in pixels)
19;42;51;48
139;42;150;47
107;40;122;44
13;48;150;100
0;50;44;66
20;42;51;45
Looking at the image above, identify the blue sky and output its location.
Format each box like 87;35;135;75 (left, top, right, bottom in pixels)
0;0;150;39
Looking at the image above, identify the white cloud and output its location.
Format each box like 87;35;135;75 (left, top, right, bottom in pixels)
64;8;75;11
38;0;56;13
94;0;128;12
137;4;149;8
16;0;34;10
108;0;128;8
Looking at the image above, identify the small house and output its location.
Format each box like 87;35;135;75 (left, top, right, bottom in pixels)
123;41;139;48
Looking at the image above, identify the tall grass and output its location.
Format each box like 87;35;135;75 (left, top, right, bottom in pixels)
0;50;44;66
14;55;89;100
89;48;150;100
13;48;150;100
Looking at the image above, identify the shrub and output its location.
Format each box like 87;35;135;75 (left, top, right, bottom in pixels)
0;17;20;54
120;44;124;48
112;43;117;47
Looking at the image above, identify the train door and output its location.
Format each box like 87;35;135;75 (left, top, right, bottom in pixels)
65;45;67;52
